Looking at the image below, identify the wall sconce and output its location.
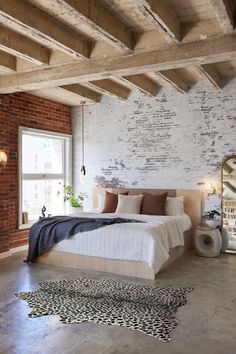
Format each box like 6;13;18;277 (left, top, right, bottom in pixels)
0;151;7;167
206;183;216;196
197;181;217;196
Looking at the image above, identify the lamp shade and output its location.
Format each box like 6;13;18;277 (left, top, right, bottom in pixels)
0;151;7;166
205;183;216;195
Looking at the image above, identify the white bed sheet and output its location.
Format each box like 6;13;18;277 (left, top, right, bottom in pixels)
52;213;192;273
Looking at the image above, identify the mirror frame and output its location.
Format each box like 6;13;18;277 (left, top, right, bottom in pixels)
221;154;236;253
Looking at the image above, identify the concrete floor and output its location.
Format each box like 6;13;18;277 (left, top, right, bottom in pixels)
0;251;236;354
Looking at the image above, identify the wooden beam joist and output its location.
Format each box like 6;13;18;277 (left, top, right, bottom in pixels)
44;0;133;52
122;74;160;96
60;83;102;103
0;0;90;58
88;79;131;100
156;69;189;93
196;64;223;89
209;0;235;33
0;33;236;93
137;0;180;43
0;50;16;71
0;25;51;65
28;87;95;106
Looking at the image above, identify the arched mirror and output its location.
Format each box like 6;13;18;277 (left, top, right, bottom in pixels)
222;155;236;253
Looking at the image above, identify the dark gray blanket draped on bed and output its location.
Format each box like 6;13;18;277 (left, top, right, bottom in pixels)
26;216;143;263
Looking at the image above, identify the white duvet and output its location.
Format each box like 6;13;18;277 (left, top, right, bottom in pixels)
53;213;192;273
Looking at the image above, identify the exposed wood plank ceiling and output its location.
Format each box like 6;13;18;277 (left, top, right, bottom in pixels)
0;0;235;106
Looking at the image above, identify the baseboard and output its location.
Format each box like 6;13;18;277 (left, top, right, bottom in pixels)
11;244;28;254
0;250;12;259
0;244;28;259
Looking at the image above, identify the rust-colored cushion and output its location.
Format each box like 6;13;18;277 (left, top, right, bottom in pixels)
141;192;168;215
102;191;128;213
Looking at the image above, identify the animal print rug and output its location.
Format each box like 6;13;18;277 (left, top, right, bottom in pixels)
15;277;192;342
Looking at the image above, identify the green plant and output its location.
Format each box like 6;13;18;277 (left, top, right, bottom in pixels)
58;183;86;208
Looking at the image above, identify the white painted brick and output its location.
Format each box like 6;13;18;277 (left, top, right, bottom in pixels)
72;79;236;212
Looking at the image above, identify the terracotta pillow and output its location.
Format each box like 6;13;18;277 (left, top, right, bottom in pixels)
141;192;168;215
102;191;128;213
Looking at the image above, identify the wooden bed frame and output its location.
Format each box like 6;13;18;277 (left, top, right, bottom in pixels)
37;188;201;279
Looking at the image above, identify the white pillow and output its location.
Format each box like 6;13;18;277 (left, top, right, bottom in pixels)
165;196;184;216
115;194;143;214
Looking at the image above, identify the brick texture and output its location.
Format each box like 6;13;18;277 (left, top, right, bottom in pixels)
0;92;71;253
72;79;236;212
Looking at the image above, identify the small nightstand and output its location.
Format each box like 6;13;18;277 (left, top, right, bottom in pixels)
195;226;222;257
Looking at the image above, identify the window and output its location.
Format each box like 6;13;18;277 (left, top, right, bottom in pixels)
19;127;72;227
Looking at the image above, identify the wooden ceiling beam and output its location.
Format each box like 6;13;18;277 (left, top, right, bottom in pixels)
0;33;236;93
88;79;131;101
209;0;235;33
155;70;189;93
0;0;90;58
181;18;222;43
40;0;133;52
135;0;180;43
28;87;95;106
121;74;161;96
0;50;16;71
0;25;51;65
196;64;223;89
60;83;102;103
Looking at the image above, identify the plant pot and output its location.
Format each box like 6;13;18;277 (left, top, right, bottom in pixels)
70;206;83;215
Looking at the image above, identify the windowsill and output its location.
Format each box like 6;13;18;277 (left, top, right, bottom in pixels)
19;213;69;230
19;222;35;230
18;212;79;230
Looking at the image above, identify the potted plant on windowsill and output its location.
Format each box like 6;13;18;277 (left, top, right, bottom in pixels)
58;183;86;214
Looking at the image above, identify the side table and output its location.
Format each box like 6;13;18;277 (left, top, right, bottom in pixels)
195;227;222;257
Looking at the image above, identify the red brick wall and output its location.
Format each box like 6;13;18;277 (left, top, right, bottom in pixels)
0;92;71;253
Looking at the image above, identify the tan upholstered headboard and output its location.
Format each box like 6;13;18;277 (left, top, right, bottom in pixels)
93;187;201;243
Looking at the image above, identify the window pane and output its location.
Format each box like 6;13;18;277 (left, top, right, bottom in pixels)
22;134;63;174
22;179;65;222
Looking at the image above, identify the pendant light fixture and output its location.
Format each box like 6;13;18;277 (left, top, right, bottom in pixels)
80;102;86;182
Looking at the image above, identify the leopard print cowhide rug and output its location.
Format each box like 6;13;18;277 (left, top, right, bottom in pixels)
15;277;192;342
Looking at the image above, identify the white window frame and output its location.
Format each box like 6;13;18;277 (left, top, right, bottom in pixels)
18;126;72;229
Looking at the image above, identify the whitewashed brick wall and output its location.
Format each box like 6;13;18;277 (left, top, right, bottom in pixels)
72;79;236;212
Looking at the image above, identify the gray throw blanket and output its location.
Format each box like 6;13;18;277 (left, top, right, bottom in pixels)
26;216;143;263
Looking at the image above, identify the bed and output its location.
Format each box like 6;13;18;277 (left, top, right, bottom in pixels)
37;188;201;279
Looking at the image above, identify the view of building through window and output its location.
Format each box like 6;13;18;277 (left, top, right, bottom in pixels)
20;129;71;224
22;179;64;222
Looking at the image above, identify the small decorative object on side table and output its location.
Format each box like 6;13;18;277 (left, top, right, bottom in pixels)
195;225;222;258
